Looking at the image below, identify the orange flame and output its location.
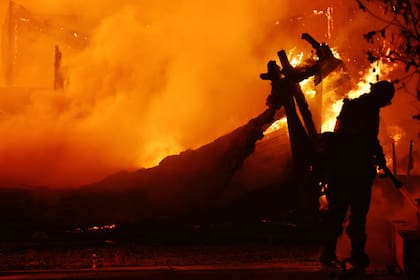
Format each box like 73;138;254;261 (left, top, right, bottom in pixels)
264;52;397;135
0;1;409;188
0;1;310;187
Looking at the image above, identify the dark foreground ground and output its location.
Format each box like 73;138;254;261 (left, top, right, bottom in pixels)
0;222;408;280
1;175;419;279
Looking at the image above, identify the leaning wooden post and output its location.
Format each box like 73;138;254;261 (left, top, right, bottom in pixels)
277;51;320;227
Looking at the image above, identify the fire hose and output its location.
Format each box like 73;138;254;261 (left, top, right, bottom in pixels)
381;166;420;212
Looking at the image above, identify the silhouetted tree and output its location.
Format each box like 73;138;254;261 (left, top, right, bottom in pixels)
356;0;419;104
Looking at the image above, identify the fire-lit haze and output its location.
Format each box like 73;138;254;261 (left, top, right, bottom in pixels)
0;0;419;187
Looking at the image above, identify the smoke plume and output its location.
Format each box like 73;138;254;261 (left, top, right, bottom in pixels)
0;0;418;187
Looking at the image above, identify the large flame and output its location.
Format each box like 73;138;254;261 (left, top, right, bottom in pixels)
264;54;398;134
0;0;417;188
0;0;312;187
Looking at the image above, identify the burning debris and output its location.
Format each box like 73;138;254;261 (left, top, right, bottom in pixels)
0;1;420;277
0;32;348;228
0;0;418;189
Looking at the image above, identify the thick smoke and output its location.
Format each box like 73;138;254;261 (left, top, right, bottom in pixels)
0;0;418;187
0;0;293;187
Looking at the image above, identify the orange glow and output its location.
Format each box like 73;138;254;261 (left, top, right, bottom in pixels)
264;53;397;135
264;117;287;135
319;185;328;211
322;60;396;132
87;224;117;231
388;126;404;144
1;0;305;187
0;1;417;188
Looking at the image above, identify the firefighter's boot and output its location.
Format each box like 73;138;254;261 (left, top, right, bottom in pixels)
319;242;342;270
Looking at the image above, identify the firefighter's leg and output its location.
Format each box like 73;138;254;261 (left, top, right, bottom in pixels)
320;182;349;263
345;180;373;269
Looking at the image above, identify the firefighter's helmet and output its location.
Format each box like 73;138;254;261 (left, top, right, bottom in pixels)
370;81;395;106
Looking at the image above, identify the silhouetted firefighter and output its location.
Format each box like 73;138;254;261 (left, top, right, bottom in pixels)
318;81;396;272
261;36;402;272
260;33;343;227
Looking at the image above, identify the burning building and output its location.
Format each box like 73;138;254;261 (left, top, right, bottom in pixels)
0;0;419;275
0;0;417;186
